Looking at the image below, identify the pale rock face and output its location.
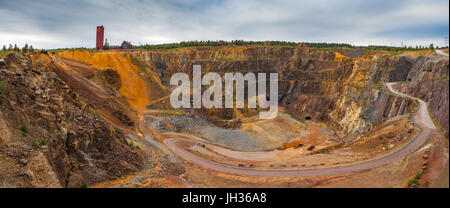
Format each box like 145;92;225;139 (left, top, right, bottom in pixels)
25;152;62;188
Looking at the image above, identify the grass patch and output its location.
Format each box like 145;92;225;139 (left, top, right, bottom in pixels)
0;81;6;104
31;138;46;147
127;141;140;149
31;139;38;147
160;109;187;116
89;110;99;116
115;127;122;135
20;123;28;136
407;173;422;187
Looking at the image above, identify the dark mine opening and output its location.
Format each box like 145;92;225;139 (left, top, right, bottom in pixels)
305;116;312;120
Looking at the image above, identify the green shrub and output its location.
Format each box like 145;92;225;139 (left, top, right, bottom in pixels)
31;138;46;147
407;178;420;187
20;124;28;135
127;141;140;149
31;139;38;147
407;173;422;187
89;110;99;116
415;173;422;179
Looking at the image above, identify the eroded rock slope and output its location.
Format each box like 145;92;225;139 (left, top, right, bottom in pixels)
0;54;143;187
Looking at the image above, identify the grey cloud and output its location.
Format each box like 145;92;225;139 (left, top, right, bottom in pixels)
0;0;448;49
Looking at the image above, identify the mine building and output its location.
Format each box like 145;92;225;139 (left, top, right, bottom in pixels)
96;25;104;50
218;41;228;46
121;41;132;49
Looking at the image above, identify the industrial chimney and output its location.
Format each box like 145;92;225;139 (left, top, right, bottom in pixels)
96;25;104;50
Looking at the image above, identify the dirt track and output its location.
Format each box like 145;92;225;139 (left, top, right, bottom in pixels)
162;82;436;176
435;49;449;57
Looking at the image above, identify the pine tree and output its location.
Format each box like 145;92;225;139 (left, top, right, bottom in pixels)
22;43;29;53
2;45;6;51
8;44;13;51
104;39;109;50
13;43;19;52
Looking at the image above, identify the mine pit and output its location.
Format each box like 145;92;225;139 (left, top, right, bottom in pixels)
5;47;444;188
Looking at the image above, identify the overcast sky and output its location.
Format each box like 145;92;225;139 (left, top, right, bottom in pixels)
0;0;448;49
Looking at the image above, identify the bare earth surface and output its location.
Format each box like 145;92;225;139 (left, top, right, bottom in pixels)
161;82;436;176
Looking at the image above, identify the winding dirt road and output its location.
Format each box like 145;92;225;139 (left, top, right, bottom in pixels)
435;49;449;57
162;82;436;176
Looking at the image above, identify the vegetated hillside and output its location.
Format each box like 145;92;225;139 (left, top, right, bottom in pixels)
0;54;143;187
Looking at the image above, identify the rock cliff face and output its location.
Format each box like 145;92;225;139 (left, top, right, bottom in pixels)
57;47;449;140
121;47;419;137
0;54;143;187
394;55;449;136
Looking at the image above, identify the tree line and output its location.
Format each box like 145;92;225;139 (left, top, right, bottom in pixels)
132;40;443;51
2;41;444;53
1;43;35;53
133;40;353;50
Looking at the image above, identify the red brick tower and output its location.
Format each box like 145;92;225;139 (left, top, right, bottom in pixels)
96;25;104;50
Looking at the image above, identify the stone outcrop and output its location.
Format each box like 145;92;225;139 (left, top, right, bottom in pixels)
389;56;414;82
0;54;143;187
395;54;449;136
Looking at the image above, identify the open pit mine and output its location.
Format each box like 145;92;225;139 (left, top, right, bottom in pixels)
0;46;448;188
